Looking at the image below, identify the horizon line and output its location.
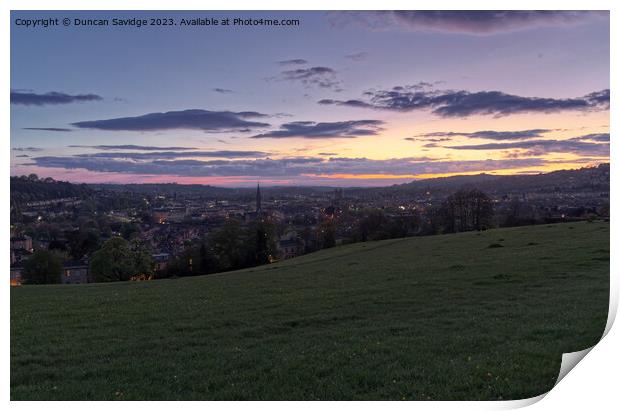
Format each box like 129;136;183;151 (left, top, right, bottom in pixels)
9;162;609;190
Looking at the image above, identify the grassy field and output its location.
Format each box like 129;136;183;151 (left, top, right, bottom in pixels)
11;221;609;400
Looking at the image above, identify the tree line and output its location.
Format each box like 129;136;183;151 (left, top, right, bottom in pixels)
11;174;92;205
20;219;280;284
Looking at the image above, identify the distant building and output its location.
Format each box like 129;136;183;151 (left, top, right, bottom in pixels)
333;188;343;204
152;253;170;271
245;183;264;221
10;235;33;252
152;208;170;224
10;263;23;286
278;239;301;260
61;260;90;284
256;183;262;214
11;248;32;264
278;231;303;260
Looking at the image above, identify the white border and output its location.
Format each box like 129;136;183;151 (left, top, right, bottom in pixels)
3;1;617;409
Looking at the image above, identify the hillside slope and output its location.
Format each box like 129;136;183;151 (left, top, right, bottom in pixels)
10;176;92;205
11;221;609;400
391;163;610;195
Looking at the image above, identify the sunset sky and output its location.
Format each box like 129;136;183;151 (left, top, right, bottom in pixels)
10;10;610;187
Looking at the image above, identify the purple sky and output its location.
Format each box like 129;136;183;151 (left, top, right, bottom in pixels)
11;10;609;186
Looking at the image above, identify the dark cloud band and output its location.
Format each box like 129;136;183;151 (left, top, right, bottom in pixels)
251;120;384;139
277;59;308;65
446;138;609;156
279;66;342;90
569;133;610;142
68;145;197;151
415;129;552;140
319;87;609;118
74;150;271;160
329;11;606;35
71;109;270;132
23;127;73;132
11;90;103;106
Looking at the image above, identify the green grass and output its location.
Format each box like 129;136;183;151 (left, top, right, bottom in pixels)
11;221;609;400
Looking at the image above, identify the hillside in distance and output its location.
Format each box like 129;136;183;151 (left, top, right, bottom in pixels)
386;163;609;196
10;176;92;206
10;164;610;200
11;221;609;400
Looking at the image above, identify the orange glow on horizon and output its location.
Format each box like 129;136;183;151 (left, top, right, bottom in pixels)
304;173;420;180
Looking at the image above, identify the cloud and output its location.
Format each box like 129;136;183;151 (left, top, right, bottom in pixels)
569;133;610;142
446;139;609;156
328;11;606;35
15;154;30;158
68;145;197;151
251;120;384;139
277;59;308;65
74;150;271;160
279;66;342;91
584;89;611;106
417;129;552;140
318;152;339;156
318;98;371;108
71;109;270;132
405;137;452;143
212;88;234;94
12;147;43;152
345;52;368;61
23;127;73;132
11;90;103;106
319;86;609;118
29;155;548;178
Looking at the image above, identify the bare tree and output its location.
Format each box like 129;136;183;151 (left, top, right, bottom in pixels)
440;189;493;233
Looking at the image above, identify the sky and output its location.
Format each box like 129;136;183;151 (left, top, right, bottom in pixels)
10;10;610;187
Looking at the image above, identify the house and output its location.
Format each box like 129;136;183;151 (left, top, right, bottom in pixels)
10;235;33;252
10;263;23;286
152;208;170;224
61;260;90;284
152;253;170;271
11;248;32;264
278;238;302;260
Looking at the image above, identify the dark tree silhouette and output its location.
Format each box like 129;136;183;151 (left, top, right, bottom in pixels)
89;237;153;282
22;250;62;284
439;189;494;233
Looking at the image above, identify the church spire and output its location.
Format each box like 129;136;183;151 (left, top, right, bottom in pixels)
256;183;262;213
